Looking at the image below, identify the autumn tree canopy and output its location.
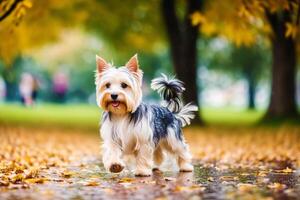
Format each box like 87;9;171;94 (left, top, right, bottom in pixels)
0;0;164;66
191;0;300;45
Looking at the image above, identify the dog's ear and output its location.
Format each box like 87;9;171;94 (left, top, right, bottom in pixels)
96;55;109;73
125;54;139;73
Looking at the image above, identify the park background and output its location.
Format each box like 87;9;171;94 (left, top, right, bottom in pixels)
0;0;300;199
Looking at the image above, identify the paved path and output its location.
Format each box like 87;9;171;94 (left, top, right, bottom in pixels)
0;126;299;199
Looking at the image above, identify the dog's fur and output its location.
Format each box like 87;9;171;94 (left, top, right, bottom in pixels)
95;54;198;176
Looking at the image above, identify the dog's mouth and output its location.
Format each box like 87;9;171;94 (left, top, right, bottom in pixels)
107;101;121;108
111;101;120;108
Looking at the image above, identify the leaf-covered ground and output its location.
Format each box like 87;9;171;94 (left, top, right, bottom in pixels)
0;125;299;200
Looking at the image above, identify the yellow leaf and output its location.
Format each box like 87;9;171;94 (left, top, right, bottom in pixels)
257;171;267;177
281;167;293;173
238;5;251;19
174;185;205;192
84;181;99;186
118;177;135;183
267;182;286;191
190;12;206;26
22;0;33;8
285;23;298;39
10;174;24;183
201;23;217;36
237;183;256;193
61;170;75;178
25;178;47;184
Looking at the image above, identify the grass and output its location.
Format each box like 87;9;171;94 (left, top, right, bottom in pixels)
0;103;267;130
0;103;100;130
201;107;264;126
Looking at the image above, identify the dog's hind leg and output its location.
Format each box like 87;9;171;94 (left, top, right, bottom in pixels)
153;145;163;171
166;128;193;172
177;143;193;172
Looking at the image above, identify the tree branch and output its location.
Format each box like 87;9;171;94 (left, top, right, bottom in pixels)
0;0;23;22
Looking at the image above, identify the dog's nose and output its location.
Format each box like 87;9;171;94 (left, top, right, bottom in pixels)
111;94;118;100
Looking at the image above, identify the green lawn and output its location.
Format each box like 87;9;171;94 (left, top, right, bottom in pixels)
0;103;101;130
0;103;266;130
201;107;264;126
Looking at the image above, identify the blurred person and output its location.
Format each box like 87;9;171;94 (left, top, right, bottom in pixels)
19;73;35;106
0;76;6;102
52;71;69;103
32;77;39;102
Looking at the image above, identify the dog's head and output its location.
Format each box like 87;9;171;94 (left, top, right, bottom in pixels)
95;54;143;115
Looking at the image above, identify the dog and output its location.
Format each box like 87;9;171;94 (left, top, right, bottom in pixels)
95;54;198;176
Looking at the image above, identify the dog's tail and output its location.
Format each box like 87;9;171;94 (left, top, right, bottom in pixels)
175;103;198;127
151;74;198;127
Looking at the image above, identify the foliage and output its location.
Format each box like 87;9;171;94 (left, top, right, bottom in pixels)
191;0;300;46
0;0;32;23
0;0;165;66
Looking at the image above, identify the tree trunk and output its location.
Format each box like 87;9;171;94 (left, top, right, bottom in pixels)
245;73;256;110
265;11;299;120
161;0;203;124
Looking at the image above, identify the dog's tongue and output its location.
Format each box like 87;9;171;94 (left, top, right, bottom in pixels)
111;101;120;107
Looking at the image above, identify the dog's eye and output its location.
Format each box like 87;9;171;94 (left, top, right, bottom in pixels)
105;83;111;89
121;83;128;89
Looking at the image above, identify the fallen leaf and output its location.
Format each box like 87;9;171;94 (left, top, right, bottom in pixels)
84;181;99;186
25;178;47;184
237;183;256;193
219;176;238;181
164;177;176;182
0;180;9;186
281;167;293;173
118;177;135;183
267;182;286;191
174;185;205;192
61;170;75;178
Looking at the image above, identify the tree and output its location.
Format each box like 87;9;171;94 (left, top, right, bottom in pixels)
265;5;299;119
161;0;204;124
191;0;300;120
199;40;270;110
232;46;270;109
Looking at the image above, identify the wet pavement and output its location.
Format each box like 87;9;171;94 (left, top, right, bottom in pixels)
1;126;300;200
1;157;299;200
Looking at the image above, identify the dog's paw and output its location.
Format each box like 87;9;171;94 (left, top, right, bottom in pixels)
109;163;124;173
135;168;152;177
152;167;160;172
179;163;194;172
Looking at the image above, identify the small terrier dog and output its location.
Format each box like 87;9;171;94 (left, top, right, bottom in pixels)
95;54;198;176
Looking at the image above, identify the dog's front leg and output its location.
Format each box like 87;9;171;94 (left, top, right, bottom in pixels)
102;141;124;173
135;144;153;176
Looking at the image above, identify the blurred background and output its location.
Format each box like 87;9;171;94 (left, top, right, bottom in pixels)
0;0;299;129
